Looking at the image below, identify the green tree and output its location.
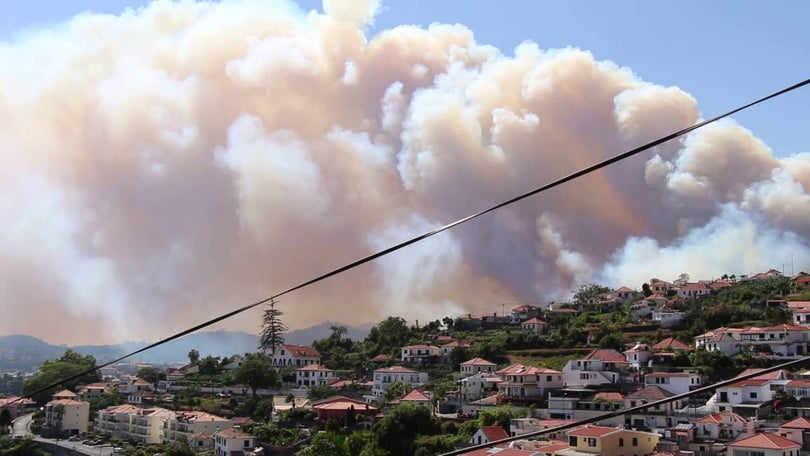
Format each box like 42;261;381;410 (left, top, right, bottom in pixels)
598;332;624;351
252;398;275;421
641;282;652;297
23;350;101;404
233;354;276;397
383;382;410;403
373;404;441;456
164;437;195;456
478;407;519;433
449;347;472;370
87;390;123;414
136;367;165;387
279;366;297;385
188;349;200;364
298;432;348;456
259;299;287;354
372;403;441;456
196;356;222;375
573;284;610;308
0;436;50;456
307;385;335;401
365;317;410;357
0;408;10;432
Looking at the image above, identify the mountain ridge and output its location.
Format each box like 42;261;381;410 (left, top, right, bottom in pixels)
0;321;372;371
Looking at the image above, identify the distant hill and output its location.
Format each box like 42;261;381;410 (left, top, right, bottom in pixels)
0;322;372;370
0;335;66;371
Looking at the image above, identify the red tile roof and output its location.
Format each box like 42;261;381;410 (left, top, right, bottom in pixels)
496;363;561;375
780;416;810;430
402;344;440;350
737;368;790;381
283;344;321;358
374;365;415;374
697;411;745;424
567;425;620;437
297;364;333;371
728;432;800;449
594;392;624;402
479;425;509;442
522;318;545;324
653;337;690;351
399;389;430;402
461;357;496;366
583;349;626;363
627;385;672;400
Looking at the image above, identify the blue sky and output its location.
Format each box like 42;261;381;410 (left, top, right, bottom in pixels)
3;1;808;157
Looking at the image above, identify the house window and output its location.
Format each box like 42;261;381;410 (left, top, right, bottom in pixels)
587;438;597;447
619;438;624;447
632;438;638;446
750;392;758;399
569;436;577;446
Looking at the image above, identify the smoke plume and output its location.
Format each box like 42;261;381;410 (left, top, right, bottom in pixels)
1;0;807;344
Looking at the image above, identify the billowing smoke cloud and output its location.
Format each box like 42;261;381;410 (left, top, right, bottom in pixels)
1;0;808;344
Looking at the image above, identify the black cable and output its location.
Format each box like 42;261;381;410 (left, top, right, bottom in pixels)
441;355;810;455
14;77;810;406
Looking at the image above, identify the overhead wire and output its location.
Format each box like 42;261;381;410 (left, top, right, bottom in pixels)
13;76;810;407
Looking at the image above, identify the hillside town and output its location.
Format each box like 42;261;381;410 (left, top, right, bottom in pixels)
3;269;810;455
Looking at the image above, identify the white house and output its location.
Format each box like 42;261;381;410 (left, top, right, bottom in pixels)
296;364;336;387
644;372;702;395
677;282;713;299
521;318;547;335
400;344;441;363
214;427;257;456
96;404;139;441
652;311;685;328
372;366;429;397
778;416;810;447
785;379;810;399
460;373;502;403
496;364;563;401
129;408;175;444
469;425;509;446
271;345;321;368
440;340;472;360
562;349;628;387
623;343;650;370
695;325;810;357
714;377;773;415
460;357;497;377
624;385;681;430
695;411;749;441
163;411;234;444
45;397;90;436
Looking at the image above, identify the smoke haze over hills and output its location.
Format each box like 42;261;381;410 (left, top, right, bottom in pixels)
0;0;808;344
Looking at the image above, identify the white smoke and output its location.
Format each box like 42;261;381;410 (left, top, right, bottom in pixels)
0;0;808;344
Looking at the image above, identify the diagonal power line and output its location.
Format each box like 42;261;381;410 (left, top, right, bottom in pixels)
16;77;810;405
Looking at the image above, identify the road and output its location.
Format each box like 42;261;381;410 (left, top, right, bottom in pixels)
10;413;32;438
10;413;114;456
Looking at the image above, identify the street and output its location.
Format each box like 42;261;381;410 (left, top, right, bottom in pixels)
9;413;114;456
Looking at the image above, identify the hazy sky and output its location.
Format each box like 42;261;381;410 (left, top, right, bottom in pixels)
1;0;809;345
